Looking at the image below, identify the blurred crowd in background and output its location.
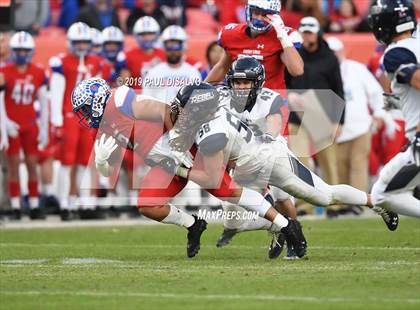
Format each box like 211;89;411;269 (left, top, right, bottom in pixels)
11;0;420;35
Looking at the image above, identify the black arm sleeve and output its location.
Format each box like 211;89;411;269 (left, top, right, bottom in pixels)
328;55;346;124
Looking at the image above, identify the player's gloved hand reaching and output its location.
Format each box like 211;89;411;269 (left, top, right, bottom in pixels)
412;131;420;166
264;14;293;48
95;133;118;165
159;156;190;179
171;150;194;168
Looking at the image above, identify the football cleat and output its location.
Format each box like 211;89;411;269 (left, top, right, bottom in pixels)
78;208;106;220
9;209;22;221
187;215;207;258
283;244;300;260
280;219;307;258
268;231;286;259
29;208;46;220
60;209;74;221
373;206;399;231
216;228;238;248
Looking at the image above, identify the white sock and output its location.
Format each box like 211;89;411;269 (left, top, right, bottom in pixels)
68;195;78;211
58;166;71;209
29;197;39;209
332;185;368;205
272;214;289;229
237;188;271;217
42;184;54;196
239;217;273;232
162;204;195;228
129;190;137;206
10;197;20;209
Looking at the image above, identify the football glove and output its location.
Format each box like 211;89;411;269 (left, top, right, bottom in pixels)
383;93;401;110
94;133;118;165
266;14;293;48
158;157;190;179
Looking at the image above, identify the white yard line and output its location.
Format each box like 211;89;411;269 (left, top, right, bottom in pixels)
0;290;418;304
1;242;419;251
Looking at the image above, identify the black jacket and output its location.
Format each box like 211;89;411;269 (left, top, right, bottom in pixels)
285;39;345;125
75;4;120;30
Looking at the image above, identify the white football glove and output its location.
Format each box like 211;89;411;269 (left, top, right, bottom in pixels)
94;133;118;165
265;14;293;48
6;118;19;138
171;150;194;168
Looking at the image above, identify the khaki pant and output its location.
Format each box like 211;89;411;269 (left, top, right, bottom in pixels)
288;123;339;212
336;132;371;194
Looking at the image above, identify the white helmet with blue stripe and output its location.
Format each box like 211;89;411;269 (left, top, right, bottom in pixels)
133;16;160;50
9;31;35;65
246;0;281;33
67;22;92;57
102;26;124;62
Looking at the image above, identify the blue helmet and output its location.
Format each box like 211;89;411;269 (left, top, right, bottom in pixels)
246;0;281;33
71;78;112;128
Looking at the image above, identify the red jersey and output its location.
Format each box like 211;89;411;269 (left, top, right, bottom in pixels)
0;62;48;125
49;53;103;114
218;23;301;90
99;86;167;158
119;48;165;89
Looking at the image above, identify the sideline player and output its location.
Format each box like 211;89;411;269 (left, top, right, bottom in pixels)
205;0;303;88
368;0;420;216
72;78;307;258
117;16;165;89
49;22;103;220
0;31;49;220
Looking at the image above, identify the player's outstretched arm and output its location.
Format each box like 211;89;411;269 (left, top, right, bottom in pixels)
0;75;8;151
189;150;226;189
204;50;232;85
130;95;173;129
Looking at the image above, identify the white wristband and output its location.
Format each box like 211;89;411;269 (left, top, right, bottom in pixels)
278;31;294;49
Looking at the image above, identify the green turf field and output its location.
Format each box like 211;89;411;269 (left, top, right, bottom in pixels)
0;218;419;310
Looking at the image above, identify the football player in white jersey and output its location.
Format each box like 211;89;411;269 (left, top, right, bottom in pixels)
369;0;420;217
165;84;400;233
214;56;300;259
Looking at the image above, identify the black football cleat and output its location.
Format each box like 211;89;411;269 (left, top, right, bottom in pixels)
216;228;238;248
9;209;22;221
60;209;73;221
187;215;207;258
373;206;399;231
29;208;46;220
79;208;106;220
280;219;307;258
268;231;286;259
